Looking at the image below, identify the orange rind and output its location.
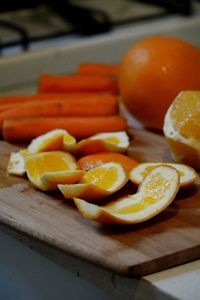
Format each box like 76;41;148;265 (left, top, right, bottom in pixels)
163;91;200;168
58;162;128;201
130;162;198;188
74;165;180;224
75;131;129;156
77;152;138;173
27;129;76;153
7;150;27;176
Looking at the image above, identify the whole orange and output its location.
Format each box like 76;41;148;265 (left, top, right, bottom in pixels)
119;36;200;130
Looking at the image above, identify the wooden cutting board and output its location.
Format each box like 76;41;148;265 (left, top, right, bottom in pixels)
0;128;199;277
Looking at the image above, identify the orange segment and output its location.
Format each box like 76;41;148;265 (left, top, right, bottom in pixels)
74;165;180;224
58;183;110;202
80;162;127;191
130;162;198;188
75;131;129;156
171;91;200;139
24;151;78;191
163;91;200;168
27;129;76;153
77;152;138;173
40;170;85;191
58;162;128;201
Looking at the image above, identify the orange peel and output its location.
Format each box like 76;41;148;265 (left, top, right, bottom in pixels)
27;129;76;153
77;152;138;173
75;131;129;156
130;162;198;188
74;165;180;224
7;150;27;176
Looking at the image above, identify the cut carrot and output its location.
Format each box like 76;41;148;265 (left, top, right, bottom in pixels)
39;74;118;94
0;93;117;113
0;93;115;105
0;94;69;105
77;62;119;76
3;116;127;142
0;103;17;113
0;96;118;129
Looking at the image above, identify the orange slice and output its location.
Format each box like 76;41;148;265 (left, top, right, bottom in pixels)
40;170;85;191
24;151;82;191
58;162;128;201
75;131;129;156
74;165;180;224
130;162;198;188
163;91;200;168
27;129;76;153
77;152;138;173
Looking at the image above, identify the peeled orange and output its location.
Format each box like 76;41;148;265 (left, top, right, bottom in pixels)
58;162;128;201
163;91;200;168
119;36;200;130
74;165;180;224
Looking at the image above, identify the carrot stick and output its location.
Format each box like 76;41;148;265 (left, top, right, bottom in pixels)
3;116;127;142
0;103;17;113
0;96;118;129
0;92;115;105
39;74;118;94
77;63;119;76
0;93;117;114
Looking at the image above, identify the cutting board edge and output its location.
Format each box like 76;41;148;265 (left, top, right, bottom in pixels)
1;215;200;278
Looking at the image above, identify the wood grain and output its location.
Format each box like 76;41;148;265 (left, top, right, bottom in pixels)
0;128;199;277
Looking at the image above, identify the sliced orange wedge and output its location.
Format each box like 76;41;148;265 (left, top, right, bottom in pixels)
40;170;85;191
24;151;82;191
163;91;200;168
74;165;180;224
77;152;138;173
58;162;128;201
27;129;76;153
75;131;129;156
130;162;198;188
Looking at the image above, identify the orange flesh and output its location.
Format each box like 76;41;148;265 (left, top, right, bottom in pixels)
103;136;121;144
64;134;76;144
171;93;200;139
111;172;170;214
81;166;119;190
26;153;73;179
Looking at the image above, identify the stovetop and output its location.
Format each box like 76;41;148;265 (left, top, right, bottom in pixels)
0;0;195;56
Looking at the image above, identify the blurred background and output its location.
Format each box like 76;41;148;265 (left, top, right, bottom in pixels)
0;0;199;56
